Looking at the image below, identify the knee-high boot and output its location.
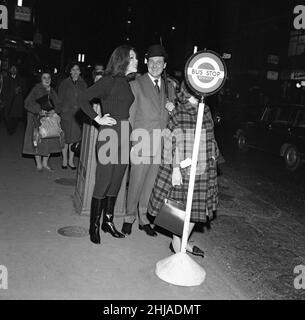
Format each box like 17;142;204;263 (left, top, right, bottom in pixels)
89;197;106;244
101;196;125;238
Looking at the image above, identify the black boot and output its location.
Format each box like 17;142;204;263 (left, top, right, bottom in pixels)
101;196;125;238
89;197;106;244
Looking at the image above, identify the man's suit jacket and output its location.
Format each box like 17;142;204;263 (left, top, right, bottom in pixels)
129;73;175;157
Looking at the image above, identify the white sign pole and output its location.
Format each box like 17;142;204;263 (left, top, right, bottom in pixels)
180;96;205;254
155;96;206;287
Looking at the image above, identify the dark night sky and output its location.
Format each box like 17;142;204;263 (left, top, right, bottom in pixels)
27;0;296;73
34;0;193;70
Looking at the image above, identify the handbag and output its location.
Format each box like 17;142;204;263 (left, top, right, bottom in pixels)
154;185;187;236
39;113;63;139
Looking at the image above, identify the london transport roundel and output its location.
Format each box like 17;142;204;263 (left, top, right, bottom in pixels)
185;50;227;96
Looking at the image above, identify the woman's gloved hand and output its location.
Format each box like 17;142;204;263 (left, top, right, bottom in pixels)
94;113;117;126
172;167;183;186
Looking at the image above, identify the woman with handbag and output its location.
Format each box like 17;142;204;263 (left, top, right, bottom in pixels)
148;81;219;257
78;45;138;244
58;62;87;170
23;69;63;171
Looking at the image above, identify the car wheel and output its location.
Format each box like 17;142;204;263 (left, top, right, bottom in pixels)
237;133;248;152
283;145;301;171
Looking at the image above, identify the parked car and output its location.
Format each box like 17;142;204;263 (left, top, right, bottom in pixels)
234;103;305;171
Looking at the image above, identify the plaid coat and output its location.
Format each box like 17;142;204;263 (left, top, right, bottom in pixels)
147;101;218;222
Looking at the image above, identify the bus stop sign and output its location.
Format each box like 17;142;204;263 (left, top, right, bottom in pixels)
185;50;227;96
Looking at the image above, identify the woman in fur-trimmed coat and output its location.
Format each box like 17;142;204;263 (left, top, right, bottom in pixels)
147;81;219;257
23;71;63;170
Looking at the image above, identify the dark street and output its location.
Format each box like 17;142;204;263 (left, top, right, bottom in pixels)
218;126;305;226
205;126;305;299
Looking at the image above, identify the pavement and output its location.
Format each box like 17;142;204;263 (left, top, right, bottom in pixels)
0;121;304;300
0;122;248;300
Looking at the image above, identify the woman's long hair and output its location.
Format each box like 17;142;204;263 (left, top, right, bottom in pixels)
104;45;135;77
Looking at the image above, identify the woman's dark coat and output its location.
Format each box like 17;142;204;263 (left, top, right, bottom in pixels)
58;77;87;144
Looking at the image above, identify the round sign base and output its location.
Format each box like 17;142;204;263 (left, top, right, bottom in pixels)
155;252;206;287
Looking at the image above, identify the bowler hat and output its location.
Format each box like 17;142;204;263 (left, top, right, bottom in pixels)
146;44;168;60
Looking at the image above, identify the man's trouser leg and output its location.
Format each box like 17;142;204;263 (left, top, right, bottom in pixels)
138;163;159;226
125;162;150;224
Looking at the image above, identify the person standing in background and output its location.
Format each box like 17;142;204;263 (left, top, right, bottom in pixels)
22;69;63;171
2;65;26;135
0;59;4;124
58;62;87;169
92;62;104;84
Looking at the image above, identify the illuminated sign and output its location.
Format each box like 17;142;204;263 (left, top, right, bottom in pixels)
267;71;279;81
15;6;31;22
185;50;227;96
50;39;62;50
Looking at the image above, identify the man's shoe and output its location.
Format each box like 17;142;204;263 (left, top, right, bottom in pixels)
121;222;132;235
139;224;157;237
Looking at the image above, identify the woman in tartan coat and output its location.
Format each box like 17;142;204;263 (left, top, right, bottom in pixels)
147;81;219;256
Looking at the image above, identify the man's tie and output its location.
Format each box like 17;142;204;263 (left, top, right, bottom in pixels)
154;79;160;94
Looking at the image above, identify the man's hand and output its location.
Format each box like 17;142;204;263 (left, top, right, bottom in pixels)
165;101;175;113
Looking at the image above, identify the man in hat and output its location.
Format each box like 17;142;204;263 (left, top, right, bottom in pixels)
121;44;176;236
